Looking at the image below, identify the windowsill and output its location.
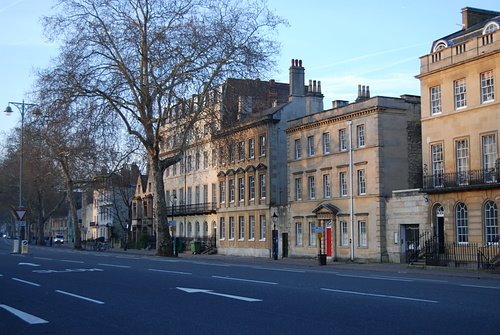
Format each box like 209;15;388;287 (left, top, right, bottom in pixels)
481;99;494;104
249;238;255;242
229;238;235;241
219;238;225;241
259;238;266;242
238;238;244;241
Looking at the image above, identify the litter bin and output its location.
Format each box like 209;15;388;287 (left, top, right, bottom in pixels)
318;254;327;266
191;240;201;254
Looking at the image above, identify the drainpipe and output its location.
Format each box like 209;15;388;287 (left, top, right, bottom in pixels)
348;121;354;261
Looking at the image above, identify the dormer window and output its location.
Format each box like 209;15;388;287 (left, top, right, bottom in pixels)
483;22;499;35
433;40;448;52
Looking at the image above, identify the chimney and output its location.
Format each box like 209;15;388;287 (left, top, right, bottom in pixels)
332;100;349;108
461;7;500;30
289;59;305;99
356;84;371;102
306;79;324;115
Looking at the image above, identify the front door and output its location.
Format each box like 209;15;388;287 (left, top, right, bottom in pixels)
282;233;288;258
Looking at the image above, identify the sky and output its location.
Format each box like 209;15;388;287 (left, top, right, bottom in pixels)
1;0;499;137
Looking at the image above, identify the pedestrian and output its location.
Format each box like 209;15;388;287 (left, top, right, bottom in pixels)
49;236;53;247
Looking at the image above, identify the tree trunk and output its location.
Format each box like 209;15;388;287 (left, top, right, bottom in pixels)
151;155;171;256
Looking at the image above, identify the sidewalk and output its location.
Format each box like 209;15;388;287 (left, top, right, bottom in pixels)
44;241;500;280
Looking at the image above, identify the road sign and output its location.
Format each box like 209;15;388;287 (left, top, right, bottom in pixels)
314;226;325;233
14;208;27;221
21;240;28;254
169;220;176;227
16;221;26;227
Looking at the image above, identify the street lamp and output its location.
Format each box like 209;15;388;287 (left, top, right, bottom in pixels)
4;100;38;252
272;212;278;260
170;194;177;256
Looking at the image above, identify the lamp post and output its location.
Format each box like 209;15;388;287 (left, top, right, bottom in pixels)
4;100;38;253
170;194;177;256
272;212;278;260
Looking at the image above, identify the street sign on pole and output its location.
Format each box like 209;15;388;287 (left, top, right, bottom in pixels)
14;208;27;221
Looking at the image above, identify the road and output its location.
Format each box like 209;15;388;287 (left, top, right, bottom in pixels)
1;238;499;335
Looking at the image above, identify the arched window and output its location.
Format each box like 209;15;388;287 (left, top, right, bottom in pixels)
456;203;468;244
179;222;184;237
484;201;498;244
433;40;448;52
188;222;192;237
483;22;499;35
203;221;209;237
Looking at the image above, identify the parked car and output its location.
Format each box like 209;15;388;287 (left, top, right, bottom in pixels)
54;234;64;244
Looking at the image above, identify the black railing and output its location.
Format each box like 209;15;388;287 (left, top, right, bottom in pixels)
167;202;217;216
423;168;499;191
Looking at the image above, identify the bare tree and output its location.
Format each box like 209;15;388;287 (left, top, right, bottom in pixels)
41;0;284;255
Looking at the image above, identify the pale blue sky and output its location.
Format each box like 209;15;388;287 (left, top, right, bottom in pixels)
1;0;499;136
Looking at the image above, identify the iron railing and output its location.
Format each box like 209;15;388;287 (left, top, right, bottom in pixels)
167;202;217;216
423;168;499;190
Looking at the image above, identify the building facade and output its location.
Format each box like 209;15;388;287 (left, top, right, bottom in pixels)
162;59;324;257
286;89;421;262
417;7;500;261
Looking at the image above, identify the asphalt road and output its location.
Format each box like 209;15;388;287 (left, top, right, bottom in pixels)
1;238;500;335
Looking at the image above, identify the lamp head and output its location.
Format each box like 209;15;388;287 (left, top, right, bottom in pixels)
4;105;13;115
272;212;278;223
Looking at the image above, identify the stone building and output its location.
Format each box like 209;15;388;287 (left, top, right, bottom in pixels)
416;7;500;259
161;59;324;256
286;89;421;262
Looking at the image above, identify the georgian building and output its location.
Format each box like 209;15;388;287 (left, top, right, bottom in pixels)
417;7;500;255
131;171;154;244
286;88;421;262
162;59;324;256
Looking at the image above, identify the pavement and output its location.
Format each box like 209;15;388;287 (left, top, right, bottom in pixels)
15;240;500;280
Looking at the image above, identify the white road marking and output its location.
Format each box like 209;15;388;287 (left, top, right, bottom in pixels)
461;284;500;290
252;266;305;273
212;275;278;285
0;304;48;324
98;263;131;268
148;269;191;275
18;262;40;267
55;290;105;304
321;288;438;303
12;278;41;287
61;259;85;264
177;287;262;302
336;273;413;282
34;257;53;261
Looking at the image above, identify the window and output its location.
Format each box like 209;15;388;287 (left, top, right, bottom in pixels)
195;222;200;238
357;169;366;195
195;186;200;204
259;174;266;199
238;141;245;161
308;175;316;200
211;183;217;205
219;217;225;239
195;152;200;170
187;187;192;205
229;179;235;202
248;176;255;200
456;203;468;244
259;135;266;156
483;22;499;34
211;149;217;167
249;216;255;240
219;181;226;203
339;172;347;196
454;78;467;109
219;147;225;165
484;201;498;244
358;221;367;247
357;125;365;147
294;139;302;159
294;177;302;201
188;222;192;237
482;134;497;182
172;162;176;175
481;71;495;103
323;133;330;154
187;155;192;172
238;177;245;202
431;143;444;187
430;85;441;115
179;188;185;205
339;129;347;151
296;223;303;246
259;215;267;240
248;138;255;159
238;216;245;240
229;143;235;163
323;174;331;198
203;151;209;169
340;221;348;246
456;139;469;185
307;136;315;156
203;185;208;204
229;217;235;240
309;222;317;246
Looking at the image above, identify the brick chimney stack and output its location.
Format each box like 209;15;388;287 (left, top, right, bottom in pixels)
289;59;305;99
